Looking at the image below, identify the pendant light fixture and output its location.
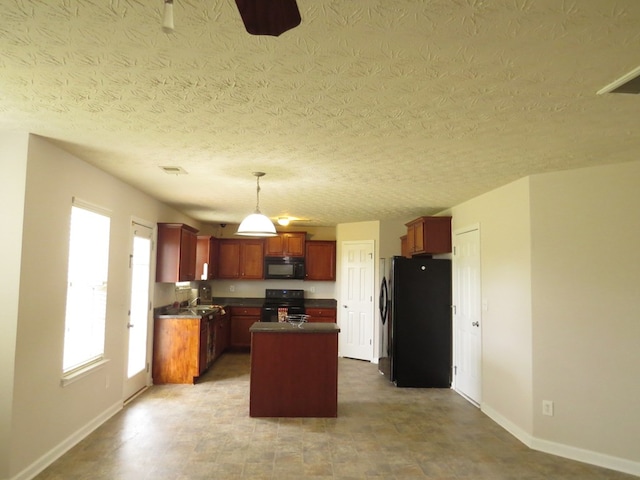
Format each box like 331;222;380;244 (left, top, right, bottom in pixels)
236;172;277;237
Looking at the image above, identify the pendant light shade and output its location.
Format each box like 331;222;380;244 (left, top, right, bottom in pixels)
236;172;277;237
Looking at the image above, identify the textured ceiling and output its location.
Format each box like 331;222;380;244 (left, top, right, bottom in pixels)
1;0;639;227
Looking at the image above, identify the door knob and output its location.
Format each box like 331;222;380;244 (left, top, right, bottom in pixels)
472;321;479;327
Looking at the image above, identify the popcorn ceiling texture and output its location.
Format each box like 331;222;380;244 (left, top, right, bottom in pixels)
1;0;638;226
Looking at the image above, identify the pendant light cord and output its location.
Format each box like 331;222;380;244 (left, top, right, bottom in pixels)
255;175;261;213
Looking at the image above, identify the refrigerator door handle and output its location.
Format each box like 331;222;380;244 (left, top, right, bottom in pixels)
379;277;389;324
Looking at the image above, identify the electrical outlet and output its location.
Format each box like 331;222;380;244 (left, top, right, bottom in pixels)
310;286;316;293
542;400;554;416
229;285;235;292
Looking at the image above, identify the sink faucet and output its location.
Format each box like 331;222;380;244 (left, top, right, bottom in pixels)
188;297;200;307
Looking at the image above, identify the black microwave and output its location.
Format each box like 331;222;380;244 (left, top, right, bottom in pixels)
264;257;305;280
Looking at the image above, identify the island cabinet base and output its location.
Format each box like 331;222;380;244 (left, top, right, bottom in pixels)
249;323;339;418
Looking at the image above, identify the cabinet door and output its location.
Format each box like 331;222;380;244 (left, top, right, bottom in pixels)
240;240;264;279
305;241;336;281
284;233;305;256
405;216;452;255
198;320;208;375
230;316;256;347
218;240;241;278
220;313;230;353
264;233;305;257
306;307;336;323
179;228;197;281
156;223;198;282
400;235;409;258
196;236;219;280
264;235;285;256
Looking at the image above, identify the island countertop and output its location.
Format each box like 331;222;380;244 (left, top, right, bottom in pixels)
249;322;340;334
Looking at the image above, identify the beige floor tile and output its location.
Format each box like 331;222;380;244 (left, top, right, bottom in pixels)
33;352;636;480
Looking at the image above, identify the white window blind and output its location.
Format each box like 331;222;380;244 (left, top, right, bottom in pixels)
62;198;111;374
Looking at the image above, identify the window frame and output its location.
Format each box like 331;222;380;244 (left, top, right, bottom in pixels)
60;197;112;386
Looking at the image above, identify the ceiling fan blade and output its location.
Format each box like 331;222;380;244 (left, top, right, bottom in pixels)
235;0;301;37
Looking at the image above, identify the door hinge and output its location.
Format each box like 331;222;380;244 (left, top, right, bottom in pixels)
146;362;150;373
453;246;456;255
454;365;457;375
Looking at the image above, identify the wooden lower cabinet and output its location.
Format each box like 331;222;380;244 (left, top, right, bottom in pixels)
153;317;207;384
230;307;261;348
306;307;336;323
153;311;228;384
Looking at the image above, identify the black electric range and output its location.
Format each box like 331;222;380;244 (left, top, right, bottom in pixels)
261;289;305;322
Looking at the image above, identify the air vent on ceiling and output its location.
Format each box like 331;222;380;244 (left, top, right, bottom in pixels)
597;66;640;95
160;166;188;175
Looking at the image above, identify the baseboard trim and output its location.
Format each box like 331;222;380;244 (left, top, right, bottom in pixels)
11;401;122;480
481;403;640;477
530;437;640;477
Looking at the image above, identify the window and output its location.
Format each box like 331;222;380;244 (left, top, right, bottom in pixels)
62;199;111;375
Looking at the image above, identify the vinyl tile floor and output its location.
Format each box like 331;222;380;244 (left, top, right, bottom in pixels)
35;353;635;480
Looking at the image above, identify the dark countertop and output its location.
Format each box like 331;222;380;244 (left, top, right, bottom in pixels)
155;305;223;319
250;322;340;334
210;297;337;309
155;297;338;318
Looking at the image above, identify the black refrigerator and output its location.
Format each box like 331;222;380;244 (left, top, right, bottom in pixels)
382;256;452;388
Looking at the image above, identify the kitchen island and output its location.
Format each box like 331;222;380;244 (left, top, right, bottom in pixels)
249;322;340;418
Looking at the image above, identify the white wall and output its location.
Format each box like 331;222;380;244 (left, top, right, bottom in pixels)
445;162;640;474
8;135;198;479
529;161;640;465
445;177;534;435
0;132;30;480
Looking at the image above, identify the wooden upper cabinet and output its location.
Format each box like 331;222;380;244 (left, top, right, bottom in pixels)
156;223;199;282
405;216;452;255
400;235;409;258
265;232;306;257
305;240;336;281
217;239;264;279
196;236;219;280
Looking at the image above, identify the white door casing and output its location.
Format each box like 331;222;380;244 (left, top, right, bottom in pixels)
453;226;482;405
123;220;154;400
339;240;375;361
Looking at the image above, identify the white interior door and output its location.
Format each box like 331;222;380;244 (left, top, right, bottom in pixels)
124;221;154;400
339;241;375;361
453;226;482;405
